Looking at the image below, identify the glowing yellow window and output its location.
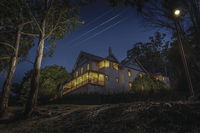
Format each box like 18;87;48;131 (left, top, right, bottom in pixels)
98;74;105;85
82;73;88;83
98;61;104;69
128;82;132;88
104;60;109;67
113;63;119;70
89;72;98;83
77;77;82;85
81;67;83;74
139;73;143;78
87;64;90;71
98;60;110;69
76;71;78;77
128;70;132;77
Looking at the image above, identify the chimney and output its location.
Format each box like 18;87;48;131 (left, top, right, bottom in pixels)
108;47;112;56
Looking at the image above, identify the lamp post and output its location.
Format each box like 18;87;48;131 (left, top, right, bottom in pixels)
173;9;194;97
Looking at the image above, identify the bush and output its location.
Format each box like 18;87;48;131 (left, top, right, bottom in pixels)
132;75;166;93
19;65;71;104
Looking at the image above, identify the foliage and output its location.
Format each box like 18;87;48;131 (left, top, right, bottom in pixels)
139;0;200;93
27;0;83;56
121;0;200;94
20;65;71;104
0;0;35;73
128;32;169;74
24;0;82;115
132;75;166;93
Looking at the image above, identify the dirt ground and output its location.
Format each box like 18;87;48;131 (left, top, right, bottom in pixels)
0;101;200;133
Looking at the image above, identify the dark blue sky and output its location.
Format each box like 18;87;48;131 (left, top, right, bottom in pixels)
0;0;169;88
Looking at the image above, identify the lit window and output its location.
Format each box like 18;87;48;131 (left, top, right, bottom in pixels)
87;64;90;71
105;75;108;80
139;73;143;78
77;76;82;86
76;71;78;77
116;78;119;83
104;60;109;67
98;74;105;85
113;63;119;70
98;60;110;69
128;70;132;77
80;67;84;74
88;72;98;83
128;82;132;88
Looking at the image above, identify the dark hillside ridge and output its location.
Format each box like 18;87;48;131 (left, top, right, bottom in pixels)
1;102;200;133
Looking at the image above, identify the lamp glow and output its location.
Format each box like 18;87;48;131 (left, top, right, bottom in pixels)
174;9;181;16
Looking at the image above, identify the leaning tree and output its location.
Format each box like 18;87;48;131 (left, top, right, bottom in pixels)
24;0;82;116
0;0;34;117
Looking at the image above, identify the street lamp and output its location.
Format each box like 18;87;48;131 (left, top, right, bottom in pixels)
173;9;195;97
174;9;181;16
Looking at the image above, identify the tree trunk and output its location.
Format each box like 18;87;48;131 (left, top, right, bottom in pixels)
24;30;45;116
0;25;23;117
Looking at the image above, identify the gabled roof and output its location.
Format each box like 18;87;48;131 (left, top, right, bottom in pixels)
79;51;104;61
74;49;146;73
74;51;104;69
106;54;119;63
120;57;147;73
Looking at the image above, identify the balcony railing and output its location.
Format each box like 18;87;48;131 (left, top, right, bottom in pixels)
62;72;105;95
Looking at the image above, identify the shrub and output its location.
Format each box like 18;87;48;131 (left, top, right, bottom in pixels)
19;65;71;104
132;75;166;93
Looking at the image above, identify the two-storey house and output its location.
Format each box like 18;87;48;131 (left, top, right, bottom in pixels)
61;48;145;95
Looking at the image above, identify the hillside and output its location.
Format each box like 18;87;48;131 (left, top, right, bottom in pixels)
1;101;200;133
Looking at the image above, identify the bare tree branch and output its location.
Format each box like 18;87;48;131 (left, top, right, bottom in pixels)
0;42;16;51
0;57;10;60
20;58;34;64
26;3;43;33
21;32;39;37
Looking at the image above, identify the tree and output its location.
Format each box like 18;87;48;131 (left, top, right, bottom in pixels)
0;0;34;116
19;65;70;104
110;0;200;94
24;0;82;115
132;74;166;93
128;32;169;74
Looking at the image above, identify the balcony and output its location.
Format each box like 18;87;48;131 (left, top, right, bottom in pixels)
62;72;105;95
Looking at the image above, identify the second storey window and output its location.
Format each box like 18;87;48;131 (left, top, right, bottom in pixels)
105;75;108;80
87;64;90;71
76;71;78;77
81;67;83;74
98;60;110;69
128;70;132;77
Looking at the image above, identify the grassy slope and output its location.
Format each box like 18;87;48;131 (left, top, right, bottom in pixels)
1;102;200;133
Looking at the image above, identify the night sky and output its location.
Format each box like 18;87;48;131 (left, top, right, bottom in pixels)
0;0;169;89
